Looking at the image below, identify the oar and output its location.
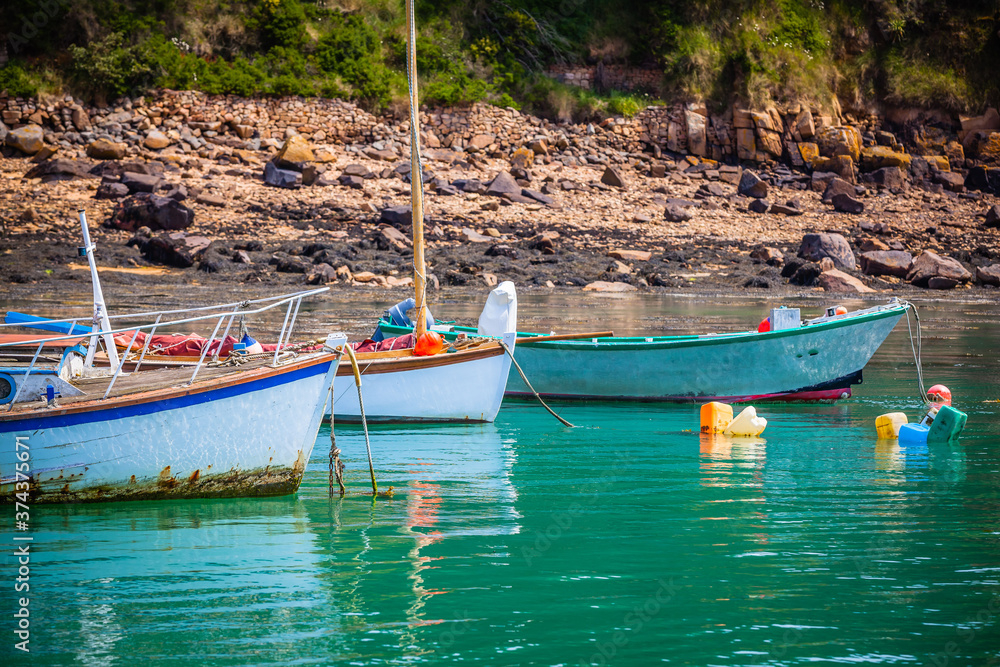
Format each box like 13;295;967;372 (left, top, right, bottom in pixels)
517;330;614;344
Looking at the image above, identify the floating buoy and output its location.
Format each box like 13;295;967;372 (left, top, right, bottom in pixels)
413;331;445;356
899;404;967;444
757;318;770;333
724;406;767;436
927;384;952;406
700;401;733;433
875;412;908;439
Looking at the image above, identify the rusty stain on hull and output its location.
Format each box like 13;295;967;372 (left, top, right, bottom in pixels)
3;466;305;504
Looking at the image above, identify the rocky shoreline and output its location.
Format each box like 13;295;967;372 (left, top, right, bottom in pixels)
2;90;1000;301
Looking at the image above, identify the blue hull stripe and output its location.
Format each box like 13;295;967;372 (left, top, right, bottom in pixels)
0;361;330;434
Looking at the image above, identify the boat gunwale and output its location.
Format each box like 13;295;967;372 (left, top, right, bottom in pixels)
379;303;909;351
0;351;336;424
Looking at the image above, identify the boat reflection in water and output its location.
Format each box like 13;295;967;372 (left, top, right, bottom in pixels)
302;422;518;658
29;498;322;663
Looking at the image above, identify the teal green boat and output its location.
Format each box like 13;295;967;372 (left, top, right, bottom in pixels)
373;300;909;403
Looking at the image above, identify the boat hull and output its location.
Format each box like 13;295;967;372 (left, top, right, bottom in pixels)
379;305;906;403
0;355;337;503
330;333;515;423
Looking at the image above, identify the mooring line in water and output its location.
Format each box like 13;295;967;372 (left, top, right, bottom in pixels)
902;301;930;406
341;345;392;498
500;341;574;428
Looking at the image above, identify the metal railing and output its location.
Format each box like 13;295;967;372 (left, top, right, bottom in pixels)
1;288;329;410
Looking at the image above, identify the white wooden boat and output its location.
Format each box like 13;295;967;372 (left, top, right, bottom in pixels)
0;289;341;503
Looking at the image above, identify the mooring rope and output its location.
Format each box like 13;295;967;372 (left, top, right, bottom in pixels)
499;340;574;427
328;382;345;496
902;301;930;406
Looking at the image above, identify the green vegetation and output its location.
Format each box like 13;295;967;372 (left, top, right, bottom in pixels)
0;0;997;115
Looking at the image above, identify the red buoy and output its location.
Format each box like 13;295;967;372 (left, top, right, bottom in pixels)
757;318;771;333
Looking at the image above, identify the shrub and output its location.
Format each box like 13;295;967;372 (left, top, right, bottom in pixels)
0;62;39;98
68;33;151;104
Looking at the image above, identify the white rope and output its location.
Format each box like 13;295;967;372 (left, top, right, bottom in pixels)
902;301;930;406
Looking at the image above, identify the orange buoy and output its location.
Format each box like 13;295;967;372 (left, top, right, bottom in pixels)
413;331;445;356
757;318;770;333
834;306;848;315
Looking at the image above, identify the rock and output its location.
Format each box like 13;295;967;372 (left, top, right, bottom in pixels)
821;177;856;203
736;128;756;161
461;228;492;243
454;178;485;194
933;171;965;193
95;182;130;199
377;224;412;250
521;188;555;207
379;205;412;228
144;130;170;150
107;193;195;232
342;163;374;179
819;269;875;293
738;170;768;198
582;281;637;293
685;110;707;156
468;133;495;151
121;171;162;194
960;108;1000;132
832;193;864;214
664;204;693;222
985;204;1000;228
71;107;91;131
160;183;188;202
859;250;913;278
485;244;518;259
196;193;226;207
264;161;302;189
790;262;822;286
814;155;856;183
769;203;802;216
7;125;44;154
609;249;652;262
352;271;378;283
696;182;727;198
270;252;313;274
600;166;625;188
748;199;769;214
811;171;839;192
927;276;960;290
23;158;96;183
338;174;364;189
485;172;520;197
274;135;315;168
860;146;911;171
86;138;127;160
0;120;7;145
794;110;815;139
799;233;856;270
306;263;339;285
868;166;905;190
143;232;210;268
816;125;862;162
907;251;972;288
975;264;1000;286
750;246;784;266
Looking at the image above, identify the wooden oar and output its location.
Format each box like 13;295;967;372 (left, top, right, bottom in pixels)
517;331;615;344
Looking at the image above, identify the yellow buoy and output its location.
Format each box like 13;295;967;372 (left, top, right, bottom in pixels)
875;412;908;439
700;402;733;433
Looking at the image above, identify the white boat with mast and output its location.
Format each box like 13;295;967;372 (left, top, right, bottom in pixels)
0;211;344;503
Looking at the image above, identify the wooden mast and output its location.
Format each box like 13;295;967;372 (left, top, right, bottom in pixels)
405;0;427;338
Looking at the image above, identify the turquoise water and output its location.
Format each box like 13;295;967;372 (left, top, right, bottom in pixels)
4;295;1000;665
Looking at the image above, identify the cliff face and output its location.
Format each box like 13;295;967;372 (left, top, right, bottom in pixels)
2;1;999;116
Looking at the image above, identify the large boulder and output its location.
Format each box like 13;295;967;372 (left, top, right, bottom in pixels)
6;124;44;155
87;138;127;160
485;172;521;197
831;192;864;214
264;161;302;189
798;233;856;270
816;126;862;162
0;120;7;145
738;170;768;198
107;193;195;232
143;130;171;150
859;146;911;171
868;166;906;190
821;177;856;203
906;251;972;288
142;232;211;268
121;171;163;194
274;135;315;168
976;264;1000;286
601;166;625;188
379;205;412;228
859;250;913;278
23;158;97;183
985;204;1000;228
819;269;874;293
